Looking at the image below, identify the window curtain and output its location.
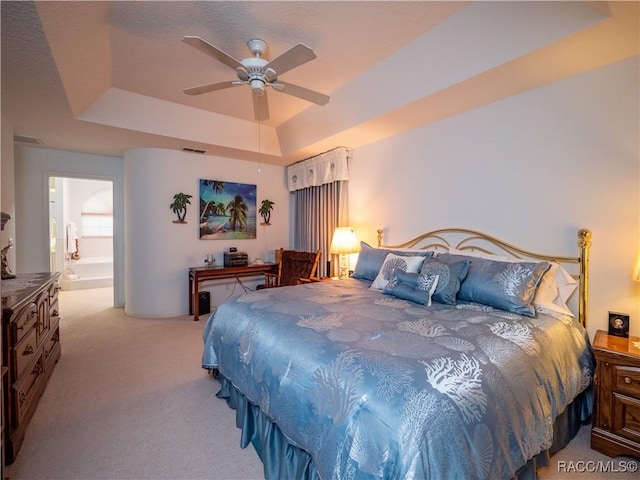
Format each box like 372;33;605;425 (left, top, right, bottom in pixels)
289;147;351;277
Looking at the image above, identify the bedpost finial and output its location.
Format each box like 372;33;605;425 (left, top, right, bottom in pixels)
577;228;592;246
377;229;383;247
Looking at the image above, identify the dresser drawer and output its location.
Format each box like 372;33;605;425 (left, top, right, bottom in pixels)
50;298;60;325
34;289;50;342
615;365;640;398
12;354;44;428
44;326;61;373
12;327;38;380
11;303;38;345
47;280;59;301
48;283;59;319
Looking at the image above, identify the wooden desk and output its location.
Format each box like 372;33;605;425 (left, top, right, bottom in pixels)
188;264;276;320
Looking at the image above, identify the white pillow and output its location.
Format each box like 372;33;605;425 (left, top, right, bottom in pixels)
446;248;578;316
370;253;426;290
533;262;577;316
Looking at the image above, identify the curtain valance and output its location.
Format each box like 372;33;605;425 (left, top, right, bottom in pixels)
287;147;351;192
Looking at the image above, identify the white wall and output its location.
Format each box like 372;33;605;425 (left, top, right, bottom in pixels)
14;147;125;306
12;146;289;318
124;148;289;318
1;117;16;272
349;56;640;340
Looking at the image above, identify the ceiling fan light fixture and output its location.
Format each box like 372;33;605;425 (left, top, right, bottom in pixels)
250;79;265;95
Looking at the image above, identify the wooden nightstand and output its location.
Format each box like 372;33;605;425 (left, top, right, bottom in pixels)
591;330;640;458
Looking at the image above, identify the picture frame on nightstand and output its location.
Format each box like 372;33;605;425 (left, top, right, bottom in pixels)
607;311;630;338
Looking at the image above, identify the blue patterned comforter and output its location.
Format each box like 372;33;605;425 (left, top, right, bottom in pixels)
202;278;594;480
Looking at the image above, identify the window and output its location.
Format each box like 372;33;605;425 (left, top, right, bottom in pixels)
81;214;113;237
81;186;113;237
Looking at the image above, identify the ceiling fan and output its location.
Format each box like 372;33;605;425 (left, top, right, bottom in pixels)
182;36;330;121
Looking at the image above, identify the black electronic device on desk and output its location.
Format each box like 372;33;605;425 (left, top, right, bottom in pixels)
224;250;248;267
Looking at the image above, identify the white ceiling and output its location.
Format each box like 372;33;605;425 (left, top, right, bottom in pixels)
1;1;638;166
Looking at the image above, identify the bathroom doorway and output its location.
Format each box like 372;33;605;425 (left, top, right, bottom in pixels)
49;177;114;291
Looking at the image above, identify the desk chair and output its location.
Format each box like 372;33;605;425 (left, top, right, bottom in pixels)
260;249;321;288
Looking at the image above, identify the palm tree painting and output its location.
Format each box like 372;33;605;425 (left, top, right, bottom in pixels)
199;179;257;239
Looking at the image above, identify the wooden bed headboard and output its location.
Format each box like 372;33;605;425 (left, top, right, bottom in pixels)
377;228;592;327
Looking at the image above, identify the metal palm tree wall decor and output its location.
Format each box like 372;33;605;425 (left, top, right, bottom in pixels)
170;192;193;223
259;199;275;225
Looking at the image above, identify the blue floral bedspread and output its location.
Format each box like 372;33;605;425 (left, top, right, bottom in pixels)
202;279;594;480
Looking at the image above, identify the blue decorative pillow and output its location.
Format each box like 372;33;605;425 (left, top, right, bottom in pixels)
383;271;439;306
437;253;551;317
352;242;433;282
370;254;426;290
419;258;469;305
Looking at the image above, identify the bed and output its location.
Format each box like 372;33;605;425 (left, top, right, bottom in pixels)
202;228;594;480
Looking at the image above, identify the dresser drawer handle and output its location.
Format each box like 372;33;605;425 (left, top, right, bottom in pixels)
623;377;632;384
17;311;37;330
22;344;34;356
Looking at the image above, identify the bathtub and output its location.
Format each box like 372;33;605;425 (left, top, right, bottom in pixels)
60;256;113;290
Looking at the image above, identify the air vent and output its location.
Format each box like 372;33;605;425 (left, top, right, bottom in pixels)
13;135;43;145
181;147;207;154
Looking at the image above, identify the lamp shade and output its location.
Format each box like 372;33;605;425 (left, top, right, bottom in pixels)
330;227;361;255
633;250;640;282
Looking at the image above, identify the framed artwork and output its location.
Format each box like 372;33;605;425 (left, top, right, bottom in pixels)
608;311;630;338
199;179;257;240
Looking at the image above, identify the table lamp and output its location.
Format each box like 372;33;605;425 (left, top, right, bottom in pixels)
330;227;360;279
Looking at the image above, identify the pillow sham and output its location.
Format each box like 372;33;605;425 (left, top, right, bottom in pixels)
383;271;439;306
370;253;426;290
446;248;577;316
437;253;551;317
352;242;434;282
419;258;469;305
531;262;577;316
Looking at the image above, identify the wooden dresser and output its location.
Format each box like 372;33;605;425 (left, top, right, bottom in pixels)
591;329;640;458
1;272;61;465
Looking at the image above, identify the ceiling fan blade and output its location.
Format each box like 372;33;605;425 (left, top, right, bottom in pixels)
236;66;250;82
183;80;240;96
276;81;330;106
264;43;316;76
182;36;244;71
253;92;270;121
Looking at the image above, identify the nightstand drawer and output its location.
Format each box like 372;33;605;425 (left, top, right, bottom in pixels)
615;365;640;397
612;393;640;444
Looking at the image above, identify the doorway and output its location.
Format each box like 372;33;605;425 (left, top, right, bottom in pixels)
49;177;114;291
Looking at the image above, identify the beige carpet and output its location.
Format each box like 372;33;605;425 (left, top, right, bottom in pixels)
4;287;638;479
4;288;264;480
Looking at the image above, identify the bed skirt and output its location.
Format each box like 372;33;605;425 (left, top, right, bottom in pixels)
216;375;593;480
